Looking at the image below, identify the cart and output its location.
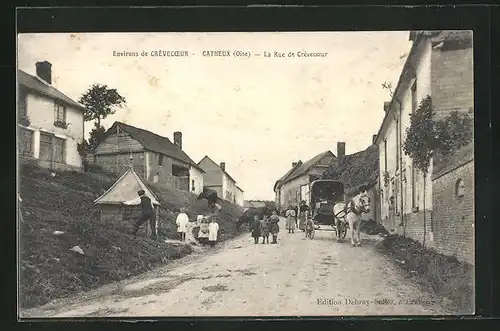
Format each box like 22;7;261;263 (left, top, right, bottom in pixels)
304;180;347;240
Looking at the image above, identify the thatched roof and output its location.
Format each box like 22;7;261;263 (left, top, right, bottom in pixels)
321;144;379;196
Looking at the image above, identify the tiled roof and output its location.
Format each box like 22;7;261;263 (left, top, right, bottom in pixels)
198;155;237;184
283;151;335;184
273;161;303;191
18;69;86;112
107;121;203;171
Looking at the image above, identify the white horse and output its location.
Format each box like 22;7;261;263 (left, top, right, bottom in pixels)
333;191;371;247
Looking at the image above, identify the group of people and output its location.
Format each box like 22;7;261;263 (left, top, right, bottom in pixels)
124;189;219;246
251;210;280;244
284;201;310;233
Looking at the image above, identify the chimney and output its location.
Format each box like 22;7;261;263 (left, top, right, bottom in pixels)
220;162;226;171
173;131;182;150
337;142;346;162
292;162;298;168
36;61;52;85
383;101;391;113
372;134;378;145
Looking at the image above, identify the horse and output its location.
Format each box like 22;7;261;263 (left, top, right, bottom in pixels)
197;188;223;213
332;190;371;247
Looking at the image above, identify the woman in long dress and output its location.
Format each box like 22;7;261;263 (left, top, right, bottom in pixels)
285;206;296;233
269;210;280;244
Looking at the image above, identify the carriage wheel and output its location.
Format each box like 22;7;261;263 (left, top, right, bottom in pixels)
337;221;347;240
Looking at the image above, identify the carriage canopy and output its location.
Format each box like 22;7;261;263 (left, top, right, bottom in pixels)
309;180;344;223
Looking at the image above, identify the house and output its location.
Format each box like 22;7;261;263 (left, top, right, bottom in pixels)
431;143;474;264
235;185;244;207
197;156;240;203
91;121;204;194
94;167;160;235
17;61;86;171
242;200;266;212
374;30;473;244
275;147;337;210
273;160;303;208
321;137;380;222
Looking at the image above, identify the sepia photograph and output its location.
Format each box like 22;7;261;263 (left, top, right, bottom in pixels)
17;30;474;318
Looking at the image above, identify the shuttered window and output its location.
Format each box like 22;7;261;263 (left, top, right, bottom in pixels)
54;103;66;123
18;128;33;157
39;132;66;164
19;92;27;117
53;137;66;163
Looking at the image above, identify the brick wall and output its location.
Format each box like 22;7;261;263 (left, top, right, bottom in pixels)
399;209;434;246
431;43;474;121
431;160;474;264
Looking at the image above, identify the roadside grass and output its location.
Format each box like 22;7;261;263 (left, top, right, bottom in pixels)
18;163;243;309
376;234;474;313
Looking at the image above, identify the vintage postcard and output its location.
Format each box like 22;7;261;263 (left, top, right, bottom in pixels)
17;30;474;318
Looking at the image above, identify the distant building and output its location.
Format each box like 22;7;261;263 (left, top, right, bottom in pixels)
91;121;204;194
274;147;337;210
431;143;474;264
235;185;244;207
374;30;473;244
198;156;239;203
243;200;266;212
17;61;86;171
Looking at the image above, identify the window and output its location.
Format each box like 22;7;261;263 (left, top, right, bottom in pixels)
395;119;399;171
191;179;195;191
53;137;66;163
455;179;465;198
39;132;53;161
411;164;419;210
158;154;163;166
39;132;66;164
383;139;388;171
411;80;418;113
54;102;66;124
18;128;33;157
19;91;27;117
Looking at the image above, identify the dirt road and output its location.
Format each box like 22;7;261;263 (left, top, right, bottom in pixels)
22;218;448;317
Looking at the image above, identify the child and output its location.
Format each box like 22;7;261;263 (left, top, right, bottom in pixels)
175;207;189;241
269;211;280;244
260;216;270;244
251;215;261;244
208;217;219;247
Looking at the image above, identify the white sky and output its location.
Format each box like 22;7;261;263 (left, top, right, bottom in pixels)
17;32;412;200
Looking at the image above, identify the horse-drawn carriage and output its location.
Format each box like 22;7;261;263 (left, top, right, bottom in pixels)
304;179;348;240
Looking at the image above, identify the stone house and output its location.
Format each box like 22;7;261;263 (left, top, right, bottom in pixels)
197;156;240;203
17;61;86;171
274;146;338;210
374;30;473;244
431;143;474;264
91;121;204;194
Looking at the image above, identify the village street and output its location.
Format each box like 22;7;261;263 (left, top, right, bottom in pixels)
23;217;448;317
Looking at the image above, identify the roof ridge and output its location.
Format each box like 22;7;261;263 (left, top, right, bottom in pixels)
115;121;173;142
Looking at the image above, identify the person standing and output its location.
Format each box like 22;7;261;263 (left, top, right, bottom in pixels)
124;190;156;239
260;216;270;244
251;215;261;244
269;210;280;244
208;217;219;247
285;205;296;234
298;200;310;231
176;207;189;241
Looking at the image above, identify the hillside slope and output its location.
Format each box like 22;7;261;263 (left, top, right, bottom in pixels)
18;164;243;309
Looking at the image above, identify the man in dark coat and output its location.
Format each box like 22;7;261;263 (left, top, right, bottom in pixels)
251;215;261;244
124;190;156;239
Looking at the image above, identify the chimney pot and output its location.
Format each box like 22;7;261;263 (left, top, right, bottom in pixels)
384;101;391;113
173;131;182;150
337;142;346;161
220;162;226;171
36;61;52;85
372;134;378;145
